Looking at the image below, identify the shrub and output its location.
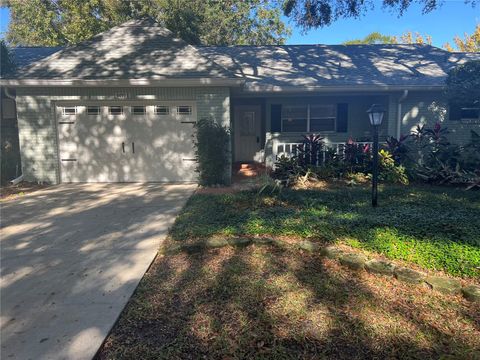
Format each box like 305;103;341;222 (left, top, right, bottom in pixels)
271;155;302;186
194;118;230;186
378;149;409;185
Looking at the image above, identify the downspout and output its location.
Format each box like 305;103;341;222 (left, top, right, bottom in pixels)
3;87;23;183
397;90;409;139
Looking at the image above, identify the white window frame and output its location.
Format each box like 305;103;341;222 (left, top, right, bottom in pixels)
280;104;336;133
132;106;146;115
109;106;124;116
87;106;101;115
155;105;170;115
62;106;77;116
177;105;193;116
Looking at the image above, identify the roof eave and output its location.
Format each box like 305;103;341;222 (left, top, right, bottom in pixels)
0;78;245;87
241;84;446;93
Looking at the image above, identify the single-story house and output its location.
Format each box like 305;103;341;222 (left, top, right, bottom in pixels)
1;18;479;184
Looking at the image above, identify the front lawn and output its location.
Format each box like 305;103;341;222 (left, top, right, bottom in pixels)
98;246;480;359
171;184;480;278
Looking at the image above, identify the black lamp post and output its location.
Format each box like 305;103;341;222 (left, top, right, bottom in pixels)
367;104;386;207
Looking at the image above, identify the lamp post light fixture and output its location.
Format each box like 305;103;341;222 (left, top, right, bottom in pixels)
367;104;386;207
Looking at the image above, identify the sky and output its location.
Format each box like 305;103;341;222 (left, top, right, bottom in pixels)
0;1;479;48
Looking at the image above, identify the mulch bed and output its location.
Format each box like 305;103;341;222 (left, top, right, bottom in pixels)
0;182;49;201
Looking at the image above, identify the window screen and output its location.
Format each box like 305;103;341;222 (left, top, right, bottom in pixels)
282;105;307;132
177;105;192;115
155;106;169;115
310;105;336;131
87;106;100;115
109;106;123;115
62;107;77;115
461;107;480;120
132;106;146;115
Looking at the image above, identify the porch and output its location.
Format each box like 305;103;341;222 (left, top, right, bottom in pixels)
231;93;397;168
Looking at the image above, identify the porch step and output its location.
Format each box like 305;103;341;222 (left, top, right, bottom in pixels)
233;162;267;179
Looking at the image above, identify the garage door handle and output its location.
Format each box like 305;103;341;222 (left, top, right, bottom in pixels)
122;142;125;153
132;142;135;154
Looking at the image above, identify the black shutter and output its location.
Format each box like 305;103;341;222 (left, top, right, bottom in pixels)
336;103;348;132
449;102;462;121
271;104;282;132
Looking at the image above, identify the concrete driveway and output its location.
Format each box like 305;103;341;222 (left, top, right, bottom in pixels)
0;183;195;360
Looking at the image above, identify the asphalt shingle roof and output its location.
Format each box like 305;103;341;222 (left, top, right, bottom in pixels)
11;47;64;68
11;18;233;80
8;18;480;89
200;44;480;90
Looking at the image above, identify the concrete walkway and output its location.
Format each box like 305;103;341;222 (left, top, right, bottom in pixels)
0;183;195;360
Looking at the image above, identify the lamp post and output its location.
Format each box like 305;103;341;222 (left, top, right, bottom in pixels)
367;104;386;207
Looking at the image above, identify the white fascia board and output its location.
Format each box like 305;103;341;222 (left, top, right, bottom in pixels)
0;78;245;87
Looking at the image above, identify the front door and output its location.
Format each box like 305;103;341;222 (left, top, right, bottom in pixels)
234;105;262;162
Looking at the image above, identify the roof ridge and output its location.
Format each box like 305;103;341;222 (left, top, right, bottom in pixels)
201;43;441;48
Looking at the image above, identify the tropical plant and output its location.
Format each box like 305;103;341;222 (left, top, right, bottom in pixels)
194;118;230;186
385;134;410;164
343;137;371;172
297;134;324;167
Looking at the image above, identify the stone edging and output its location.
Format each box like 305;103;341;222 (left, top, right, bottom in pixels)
160;237;480;303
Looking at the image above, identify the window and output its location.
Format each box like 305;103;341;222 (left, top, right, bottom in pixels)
132;106;146;115
109;106;123;115
155;106;169;115
62;107;77;116
87;106;100;115
177;105;192;115
281;105;307;132
310;105;336;131
461;106;480;120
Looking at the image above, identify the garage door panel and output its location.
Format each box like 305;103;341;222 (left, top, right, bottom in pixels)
57;103;198;183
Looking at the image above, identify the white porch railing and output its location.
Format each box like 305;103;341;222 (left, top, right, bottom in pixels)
273;141;375;165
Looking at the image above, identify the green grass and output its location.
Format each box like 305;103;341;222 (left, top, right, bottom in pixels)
171;184;480;278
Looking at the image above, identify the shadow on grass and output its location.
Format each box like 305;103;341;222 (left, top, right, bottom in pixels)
97;245;479;359
169;185;480;277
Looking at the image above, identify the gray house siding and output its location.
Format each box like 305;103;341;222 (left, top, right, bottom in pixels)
400;91;477;144
16;86;230;184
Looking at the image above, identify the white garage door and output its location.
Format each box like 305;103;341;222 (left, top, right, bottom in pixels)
57;102;197;182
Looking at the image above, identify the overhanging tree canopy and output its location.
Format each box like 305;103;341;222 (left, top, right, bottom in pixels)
5;0;290;46
282;0;476;29
445;60;480;105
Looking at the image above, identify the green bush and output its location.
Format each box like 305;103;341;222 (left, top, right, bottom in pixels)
378;149;409;185
194;118;230;186
271;155;302;186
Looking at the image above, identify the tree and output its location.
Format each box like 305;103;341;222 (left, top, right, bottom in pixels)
282;0;476;29
0;40;16;78
344;31;432;45
5;0;290;46
444;24;480;52
343;32;396;45
445;60;480;105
